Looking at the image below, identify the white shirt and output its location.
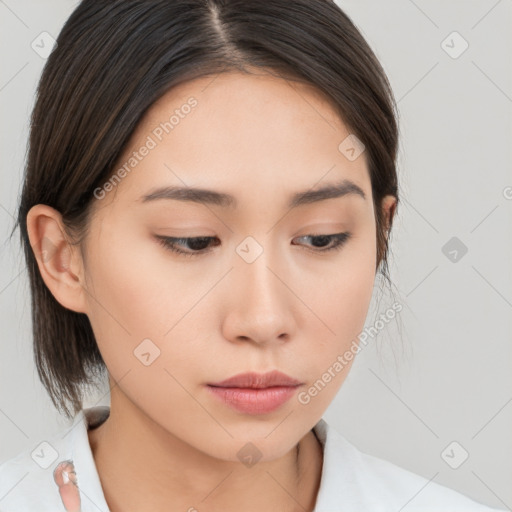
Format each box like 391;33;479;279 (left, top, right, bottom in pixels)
0;406;505;512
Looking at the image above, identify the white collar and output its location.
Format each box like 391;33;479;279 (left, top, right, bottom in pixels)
60;407;505;511
1;406;500;511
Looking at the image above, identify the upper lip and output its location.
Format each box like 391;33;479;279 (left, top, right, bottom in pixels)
208;370;302;389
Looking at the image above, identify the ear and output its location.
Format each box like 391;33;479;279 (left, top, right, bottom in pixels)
381;195;397;238
26;204;88;314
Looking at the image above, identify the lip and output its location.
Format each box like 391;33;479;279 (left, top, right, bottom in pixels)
208;370;302;389
206;371;303;415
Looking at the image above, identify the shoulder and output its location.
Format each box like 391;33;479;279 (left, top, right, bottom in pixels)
312;419;506;512
0;408;106;512
0;427;73;510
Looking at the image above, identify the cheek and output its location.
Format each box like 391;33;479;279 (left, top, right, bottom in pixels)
298;231;376;400
303;228;376;339
85;227;187;326
82;232;172;363
83;228;214;381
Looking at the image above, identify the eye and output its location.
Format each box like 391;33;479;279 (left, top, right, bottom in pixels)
155;232;351;257
155;236;220;257
292;232;351;253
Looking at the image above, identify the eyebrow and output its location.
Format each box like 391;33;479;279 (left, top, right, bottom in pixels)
139;179;366;209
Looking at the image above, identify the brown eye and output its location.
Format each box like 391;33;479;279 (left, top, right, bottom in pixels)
292;232;351;252
156;236;220;257
155;232;351;258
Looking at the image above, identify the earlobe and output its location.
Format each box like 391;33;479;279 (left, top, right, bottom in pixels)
26;204;88;314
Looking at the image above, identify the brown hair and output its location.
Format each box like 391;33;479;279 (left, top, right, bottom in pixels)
12;0;400;419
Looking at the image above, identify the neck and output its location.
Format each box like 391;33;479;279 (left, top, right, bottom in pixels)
88;391;323;512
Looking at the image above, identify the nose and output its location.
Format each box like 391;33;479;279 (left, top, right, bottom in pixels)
221;246;297;346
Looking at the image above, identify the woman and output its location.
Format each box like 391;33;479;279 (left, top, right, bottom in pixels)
0;0;505;510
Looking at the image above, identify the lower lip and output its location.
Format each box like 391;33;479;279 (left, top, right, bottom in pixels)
206;385;299;415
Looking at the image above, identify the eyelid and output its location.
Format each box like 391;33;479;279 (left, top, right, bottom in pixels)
155;232;351;257
155;235;219;258
293;232;351;253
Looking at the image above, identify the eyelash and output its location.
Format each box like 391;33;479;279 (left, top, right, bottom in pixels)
155;232;351;258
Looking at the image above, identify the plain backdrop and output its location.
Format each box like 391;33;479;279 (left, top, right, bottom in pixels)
1;0;511;509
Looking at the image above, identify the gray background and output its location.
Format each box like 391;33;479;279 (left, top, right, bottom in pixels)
1;0;511;509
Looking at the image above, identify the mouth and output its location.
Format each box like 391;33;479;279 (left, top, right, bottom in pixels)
208;370;302;389
206;370;303;415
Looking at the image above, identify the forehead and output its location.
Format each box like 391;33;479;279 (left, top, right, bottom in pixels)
101;70;371;210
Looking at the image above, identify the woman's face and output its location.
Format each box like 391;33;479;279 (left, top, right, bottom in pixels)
78;71;388;461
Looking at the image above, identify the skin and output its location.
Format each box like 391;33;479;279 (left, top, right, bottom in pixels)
27;70;396;512
53;460;81;512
